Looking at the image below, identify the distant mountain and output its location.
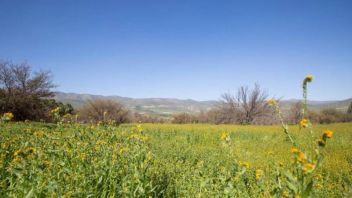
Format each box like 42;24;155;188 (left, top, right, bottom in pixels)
54;92;352;117
54;92;217;117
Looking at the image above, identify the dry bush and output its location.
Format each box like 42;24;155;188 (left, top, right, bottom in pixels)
287;102;304;124
130;112;166;123
318;108;345;124
78;99;130;124
171;113;198;124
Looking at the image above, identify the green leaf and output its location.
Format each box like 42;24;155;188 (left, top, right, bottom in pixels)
287;182;298;194
303;180;314;197
25;188;34;198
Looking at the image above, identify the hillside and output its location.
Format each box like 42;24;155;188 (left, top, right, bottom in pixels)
54;92;217;117
54;92;352;117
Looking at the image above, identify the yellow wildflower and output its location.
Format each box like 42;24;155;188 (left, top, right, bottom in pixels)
240;161;250;168
297;151;305;163
282;190;289;197
299;118;309;128
34;130;45;137
267;98;277;106
290;147;299;153
304;74;313;83
13;149;24;157
323;129;333;138
3;112;14;121
315;183;322;189
26;147;36;154
51;107;60;114
303;162;314;173
220;132;229;141
255;169;263;180
12;156;22;164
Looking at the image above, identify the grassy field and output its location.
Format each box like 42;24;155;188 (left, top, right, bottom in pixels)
0;122;351;197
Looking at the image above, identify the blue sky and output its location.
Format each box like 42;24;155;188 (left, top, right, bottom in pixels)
0;0;351;101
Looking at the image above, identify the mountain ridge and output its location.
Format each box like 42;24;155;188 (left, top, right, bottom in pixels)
54;92;352;117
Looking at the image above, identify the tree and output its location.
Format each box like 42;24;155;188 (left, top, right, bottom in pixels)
218;83;273;124
171;113;198;124
318;108;344;124
0;60;55;121
46;99;74;116
287;102;303;124
348;102;352;114
78;99;130;124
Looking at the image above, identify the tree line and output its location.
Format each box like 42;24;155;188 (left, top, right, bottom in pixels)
1;60;351;125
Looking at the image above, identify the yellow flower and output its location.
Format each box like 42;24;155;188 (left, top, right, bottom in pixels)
255;169;263;180
26;147;36;154
303;162;314;173
220;132;229;141
304;74;313;83
137;124;143;133
12;156;22;164
2;112;14;121
266;150;274;155
295;195;302;198
297;151;305;163
13;149;24;157
282;190;289;197
290;147;299;153
323;129;333;138
299;118;309;128
34;130;45;137
267;98;277;106
51;107;60;114
240;161;250;168
315;183;322;189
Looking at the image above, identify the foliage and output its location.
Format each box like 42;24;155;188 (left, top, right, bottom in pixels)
0;122;350;197
0;60;57;121
267;74;337;197
347;102;352;114
0;75;350;197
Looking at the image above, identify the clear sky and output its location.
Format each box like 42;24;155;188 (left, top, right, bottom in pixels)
1;0;351;101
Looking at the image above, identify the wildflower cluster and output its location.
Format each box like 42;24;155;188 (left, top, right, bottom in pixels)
1;112;14;122
299;118;310;128
268;74;335;197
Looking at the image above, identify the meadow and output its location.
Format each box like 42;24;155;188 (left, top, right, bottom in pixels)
0;121;351;197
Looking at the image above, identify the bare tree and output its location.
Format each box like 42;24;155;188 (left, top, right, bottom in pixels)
287;102;303;124
171;112;198;124
0;60;55;121
237;84;272;124
215;93;241;124
217;83;273;124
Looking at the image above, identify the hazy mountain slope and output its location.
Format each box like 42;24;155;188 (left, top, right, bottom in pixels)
54;92;217;117
54;92;351;117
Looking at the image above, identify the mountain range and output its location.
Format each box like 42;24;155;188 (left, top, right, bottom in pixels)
54;92;352;117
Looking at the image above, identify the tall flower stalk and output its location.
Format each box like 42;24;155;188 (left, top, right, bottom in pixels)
268;74;334;197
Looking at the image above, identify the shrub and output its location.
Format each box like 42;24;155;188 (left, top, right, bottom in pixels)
0;60;56;121
78;99;130;124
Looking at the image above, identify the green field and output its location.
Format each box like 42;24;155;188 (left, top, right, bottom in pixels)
1;122;351;197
